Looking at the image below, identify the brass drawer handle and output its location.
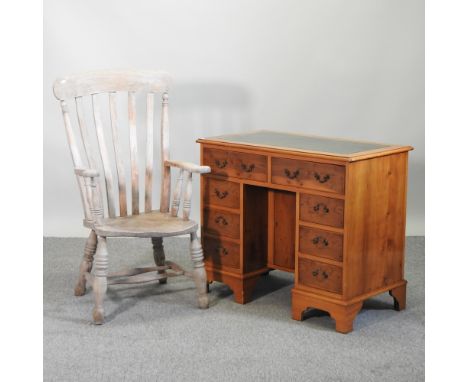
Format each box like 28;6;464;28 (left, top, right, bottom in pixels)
314;172;330;183
284;168;300;179
214;188;229;199
218;246;229;256
215;159;228;169
312;236;329;247
312;269;329;279
241;163;255;172
215;216;228;225
312;203;329;214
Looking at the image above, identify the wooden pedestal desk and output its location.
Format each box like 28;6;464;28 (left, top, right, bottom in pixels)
197;131;413;333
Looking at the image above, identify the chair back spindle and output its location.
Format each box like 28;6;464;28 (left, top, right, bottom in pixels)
145;93;155;213
92;93;117;218
108;92;128;216
75;96;96;169
160;92;171;213
128;91;139;215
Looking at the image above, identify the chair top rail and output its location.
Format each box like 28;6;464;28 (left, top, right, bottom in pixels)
53;69;171;100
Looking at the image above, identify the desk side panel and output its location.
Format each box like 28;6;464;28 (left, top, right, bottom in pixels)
343;152;408;300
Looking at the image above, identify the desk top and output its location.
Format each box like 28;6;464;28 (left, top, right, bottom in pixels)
197;130;413;162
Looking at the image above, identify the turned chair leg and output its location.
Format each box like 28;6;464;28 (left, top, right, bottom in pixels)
75;230;97;296
92;236;108;324
190;232;209;309
151;237;167;284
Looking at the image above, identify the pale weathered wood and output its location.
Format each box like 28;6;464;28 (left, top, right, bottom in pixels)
82;174;104;226
87;264;189;286
107;271;182;285
92;94;116;218
108;266;166;277
79;182;93;223
75;97;96;168
77;176;93;224
108;92;128;216
160;92;171;212
164;160;211;220
128;91;140;215
107;262;188;278
59;100;84;168
74;230;97;296
93;210;198;237
54;70;211;324
165;160;211;174
59;100;92;221
190;232;208;308
53;69;171;100
74;168;99;178
165;260;190;276
84;272;94;285
182;171;193;220
145;93;155;212
171;168;184;217
92;236;108;324
74;168;104;227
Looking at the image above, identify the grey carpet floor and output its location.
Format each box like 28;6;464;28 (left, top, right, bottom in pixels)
44;237;424;382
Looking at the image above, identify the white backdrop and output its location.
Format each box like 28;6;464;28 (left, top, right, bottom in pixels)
44;0;424;236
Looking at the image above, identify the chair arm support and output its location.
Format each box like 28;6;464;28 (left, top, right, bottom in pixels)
74;168;103;224
164;160;209;220
164;160;211;174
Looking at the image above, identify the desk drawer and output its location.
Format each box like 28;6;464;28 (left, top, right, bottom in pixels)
204;208;240;239
298;257;342;294
203;236;240;270
203;178;240;209
203;148;267;181
300;194;344;228
299;226;343;262
271;157;345;194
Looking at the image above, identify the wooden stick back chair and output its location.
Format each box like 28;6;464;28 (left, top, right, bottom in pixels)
53;70;211;324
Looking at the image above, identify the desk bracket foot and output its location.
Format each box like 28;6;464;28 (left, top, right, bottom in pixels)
205;268;265;304
389;283;407;311
291;288;363;334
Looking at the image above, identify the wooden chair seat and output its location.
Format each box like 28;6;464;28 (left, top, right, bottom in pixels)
89;211;198;237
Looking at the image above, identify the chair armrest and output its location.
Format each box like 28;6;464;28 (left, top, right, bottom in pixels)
164;160;211;174
74;168;100;178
